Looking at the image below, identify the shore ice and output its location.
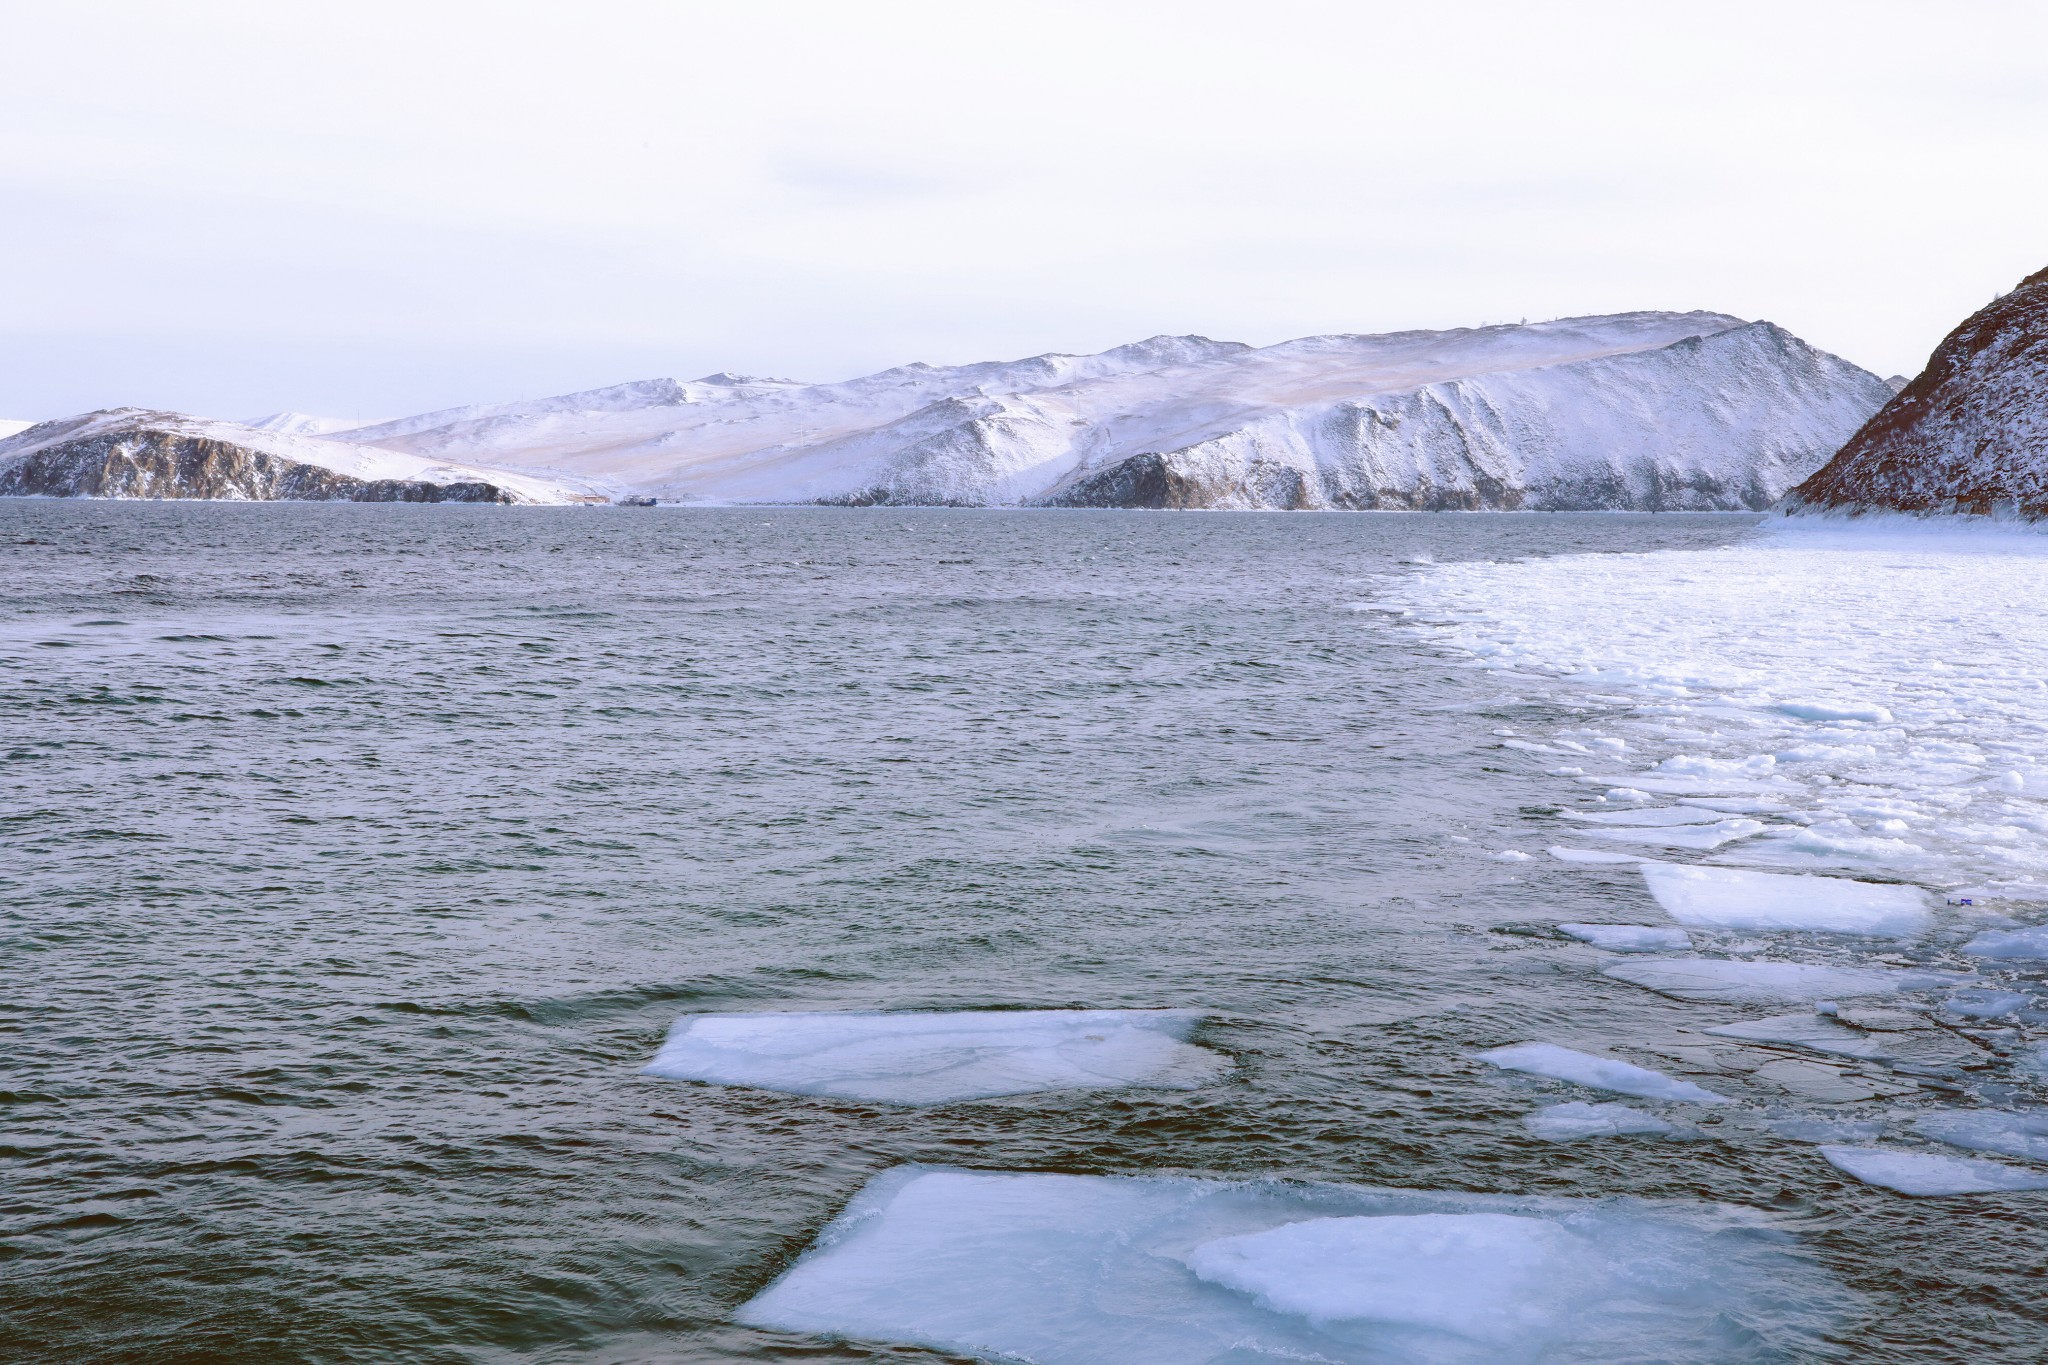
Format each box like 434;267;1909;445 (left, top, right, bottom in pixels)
1640;863;1929;938
642;1008;1224;1104
738;1166;1850;1364
1819;1145;2048;1196
1477;1042;1729;1103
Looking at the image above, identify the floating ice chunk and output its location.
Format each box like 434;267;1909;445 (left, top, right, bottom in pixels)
1548;846;1650;865
1962;925;2048;959
1773;700;1895;724
738;1166;1851;1364
1477;1042;1730;1103
1523;1101;1678;1139
1818;1145;2048;1196
1943;988;2030;1019
1183;1213;1591;1344
1601;958;1957;1004
642;1009;1224;1104
1703;1013;1888;1059
1585;774;1778;797
1640;863;1930;938
1683;797;1795;814
1557;923;1692;953
1564;807;1727;827
1493;849;1534;862
1580;819;1765;850
1913;1110;2048;1162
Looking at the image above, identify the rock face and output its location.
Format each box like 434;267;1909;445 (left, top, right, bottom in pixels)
336;314;1893;510
0;409;587;504
1787;267;2048;517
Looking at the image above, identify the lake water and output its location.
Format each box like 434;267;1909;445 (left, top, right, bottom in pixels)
3;503;2040;1362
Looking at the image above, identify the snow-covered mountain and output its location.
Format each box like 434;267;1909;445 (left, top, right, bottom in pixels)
244;411;390;438
1786;266;2048;518
328;314;1893;509
0;419;32;442
0;409;596;504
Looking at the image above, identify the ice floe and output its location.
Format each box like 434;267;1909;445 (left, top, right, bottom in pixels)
1522;1101;1678;1139
1578;820;1766;851
1640;863;1929;938
642;1008;1225;1104
1818;1145;2048;1196
1942;988;2031;1019
1476;1042;1729;1103
1768;1117;1885;1143
1548;846;1650;865
1703;1012;1888;1060
1912;1109;2048;1162
1557;923;1693;953
1564;807;1729;827
1601;958;1958;1004
1962;925;2048;959
738;1166;1851;1364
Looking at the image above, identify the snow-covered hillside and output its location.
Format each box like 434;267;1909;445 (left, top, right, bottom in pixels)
0;419;32;442
330;314;1892;508
1786;266;2048;518
244;411;390;438
0;409;595;504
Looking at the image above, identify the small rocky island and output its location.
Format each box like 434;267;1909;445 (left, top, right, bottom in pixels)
1786;266;2048;517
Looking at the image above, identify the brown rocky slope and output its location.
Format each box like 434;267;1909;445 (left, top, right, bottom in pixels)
1786;266;2048;516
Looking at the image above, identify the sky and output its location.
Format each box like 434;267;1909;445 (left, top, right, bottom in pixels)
2;0;2045;422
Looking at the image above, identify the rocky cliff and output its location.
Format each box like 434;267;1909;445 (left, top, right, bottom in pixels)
1786;267;2048;517
0;410;586;504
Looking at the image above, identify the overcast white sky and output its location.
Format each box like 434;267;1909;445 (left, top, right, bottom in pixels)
2;0;2044;420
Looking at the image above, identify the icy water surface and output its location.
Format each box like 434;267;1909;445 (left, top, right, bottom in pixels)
3;504;2042;1362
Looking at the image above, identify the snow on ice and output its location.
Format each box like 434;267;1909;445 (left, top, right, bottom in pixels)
642;1009;1224;1104
737;1166;1850;1364
1476;1043;1729;1103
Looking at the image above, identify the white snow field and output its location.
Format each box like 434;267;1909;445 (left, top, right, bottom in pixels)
737;1166;1848;1364
1476;1043;1729;1102
1640;863;1930;938
1383;520;2048;891
1522;1101;1679;1139
1912;1110;2048;1162
641;1009;1225;1104
243;411;391;437
1818;1146;2048;1197
306;312;1888;507
1556;923;1693;952
1600;958;1957;1004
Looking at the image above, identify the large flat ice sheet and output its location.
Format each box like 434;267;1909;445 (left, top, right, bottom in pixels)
1703;1013;1888;1060
1383;532;2048;888
738;1166;1850;1364
1600;957;1956;1004
1579;821;1765;851
644;1009;1225;1104
1477;1042;1728;1103
1640;863;1929;938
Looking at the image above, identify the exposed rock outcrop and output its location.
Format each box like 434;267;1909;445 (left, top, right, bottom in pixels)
0;409;585;504
1786;267;2048;517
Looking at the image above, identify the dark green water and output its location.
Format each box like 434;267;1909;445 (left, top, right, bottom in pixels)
1;504;2036;1362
